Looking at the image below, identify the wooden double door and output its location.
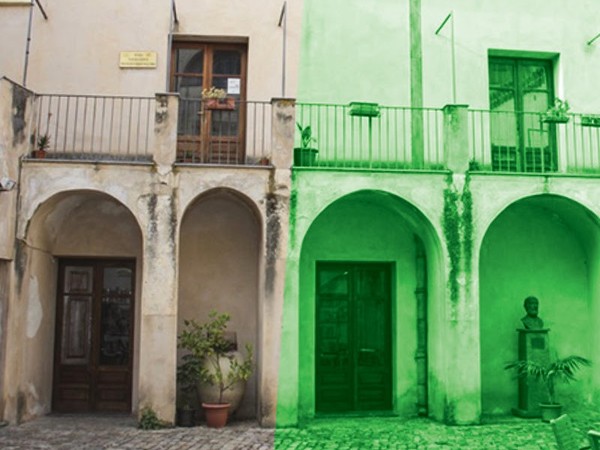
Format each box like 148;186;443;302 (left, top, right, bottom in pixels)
53;259;135;412
316;262;392;413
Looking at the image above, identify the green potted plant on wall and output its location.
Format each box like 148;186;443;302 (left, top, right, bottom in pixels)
32;133;50;159
178;311;253;428
505;354;591;422
542;98;570;124
294;122;318;167
202;87;235;111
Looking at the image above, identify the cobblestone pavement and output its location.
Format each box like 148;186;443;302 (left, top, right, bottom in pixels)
1;411;599;450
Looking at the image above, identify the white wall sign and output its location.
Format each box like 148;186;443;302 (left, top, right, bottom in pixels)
227;78;241;95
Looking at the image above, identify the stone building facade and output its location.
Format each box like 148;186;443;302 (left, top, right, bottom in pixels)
1;0;599;428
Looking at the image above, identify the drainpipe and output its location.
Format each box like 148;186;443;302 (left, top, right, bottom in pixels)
22;1;35;87
414;235;428;416
278;2;287;97
409;0;424;168
22;0;48;88
166;0;178;91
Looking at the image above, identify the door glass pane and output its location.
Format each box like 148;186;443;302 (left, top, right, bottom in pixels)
61;294;91;364
176;49;203;74
489;62;513;87
176;76;203;98
519;64;547;91
213;51;241;75
99;267;132;366
176;76;203;137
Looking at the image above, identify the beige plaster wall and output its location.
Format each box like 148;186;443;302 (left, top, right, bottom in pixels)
178;190;261;418
0;6;30;85
0;0;303;100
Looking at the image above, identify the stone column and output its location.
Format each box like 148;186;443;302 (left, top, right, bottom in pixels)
440;104;481;424
259;98;294;426
152;93;178;170
136;184;178;424
443;104;470;173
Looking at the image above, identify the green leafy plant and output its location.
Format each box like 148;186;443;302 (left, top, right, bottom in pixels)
36;134;50;151
177;357;199;410
296;123;316;150
505;355;591;405
138;406;168;430
178;311;253;405
201;87;227;99
542;98;570;122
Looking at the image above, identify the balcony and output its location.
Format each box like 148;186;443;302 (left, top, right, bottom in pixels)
469;110;600;175
27;92;273;167
32;94;156;162
295;102;445;171
19;84;600;176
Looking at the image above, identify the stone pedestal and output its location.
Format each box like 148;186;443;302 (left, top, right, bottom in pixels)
512;328;550;418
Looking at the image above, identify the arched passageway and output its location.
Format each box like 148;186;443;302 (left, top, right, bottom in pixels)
297;190;443;419
15;190;142;420
177;188;261;418
480;195;600;416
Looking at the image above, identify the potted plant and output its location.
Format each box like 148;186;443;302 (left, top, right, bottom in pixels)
33;134;50;159
294;123;318;166
542;98;570;124
178;311;253;428
202;87;235;111
505;354;591;422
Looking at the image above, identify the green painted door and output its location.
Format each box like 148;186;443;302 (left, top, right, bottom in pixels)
316;262;392;413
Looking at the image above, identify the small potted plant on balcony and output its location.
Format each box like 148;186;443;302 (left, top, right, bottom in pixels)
178;311;253;428
202;87;235;111
505;354;591;422
32;133;50;159
542;98;570;124
294;123;318;167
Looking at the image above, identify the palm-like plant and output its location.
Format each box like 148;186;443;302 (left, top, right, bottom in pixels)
505;355;591;405
296;123;316;150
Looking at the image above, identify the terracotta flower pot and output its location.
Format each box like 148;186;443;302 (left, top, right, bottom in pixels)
202;402;230;428
197;351;247;416
205;97;235;110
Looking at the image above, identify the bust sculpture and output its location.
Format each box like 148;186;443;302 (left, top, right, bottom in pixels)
521;296;544;330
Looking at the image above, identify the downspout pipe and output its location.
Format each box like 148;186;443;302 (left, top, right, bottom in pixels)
166;0;178;91
22;0;48;88
22;1;35;87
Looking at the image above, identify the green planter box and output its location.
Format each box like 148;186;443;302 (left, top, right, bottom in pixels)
294;148;318;166
349;102;380;118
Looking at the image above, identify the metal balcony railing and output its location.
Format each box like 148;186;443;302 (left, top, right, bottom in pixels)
469;110;600;174
294;103;445;170
33;94;155;161
176;99;272;165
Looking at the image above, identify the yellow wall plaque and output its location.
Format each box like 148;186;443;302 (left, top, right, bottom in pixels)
119;51;157;69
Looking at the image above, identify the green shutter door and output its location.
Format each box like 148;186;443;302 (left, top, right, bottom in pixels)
316;262;392;413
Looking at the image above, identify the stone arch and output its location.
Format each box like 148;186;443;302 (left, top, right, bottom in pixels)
13;189;142;421
177;187;262;419
297;189;445;419
479;193;600;416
